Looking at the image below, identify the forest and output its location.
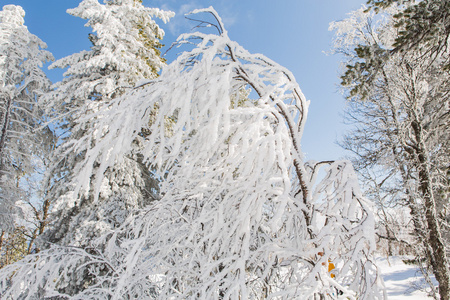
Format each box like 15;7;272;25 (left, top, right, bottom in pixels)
0;0;448;299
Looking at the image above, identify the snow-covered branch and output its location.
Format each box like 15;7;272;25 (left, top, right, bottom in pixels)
1;7;383;300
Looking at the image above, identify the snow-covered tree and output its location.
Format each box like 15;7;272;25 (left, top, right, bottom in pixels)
1;8;383;299
0;4;53;251
41;0;174;247
330;4;449;299
367;0;450;70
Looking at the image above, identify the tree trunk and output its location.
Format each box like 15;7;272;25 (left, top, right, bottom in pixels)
413;121;450;300
0;94;12;171
418;163;450;300
0;230;4;250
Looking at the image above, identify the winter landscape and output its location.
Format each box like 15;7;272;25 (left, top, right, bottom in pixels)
0;0;448;299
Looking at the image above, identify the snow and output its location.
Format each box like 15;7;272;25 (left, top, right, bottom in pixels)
378;256;437;300
1;7;385;298
0;6;401;299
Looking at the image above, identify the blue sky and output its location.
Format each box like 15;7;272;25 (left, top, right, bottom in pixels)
6;0;366;162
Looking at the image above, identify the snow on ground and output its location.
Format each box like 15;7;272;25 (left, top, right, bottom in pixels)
378;256;437;299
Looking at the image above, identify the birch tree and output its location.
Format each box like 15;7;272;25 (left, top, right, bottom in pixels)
1;8;383;299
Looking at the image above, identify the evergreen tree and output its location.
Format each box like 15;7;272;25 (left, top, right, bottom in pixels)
367;0;450;70
41;0;174;247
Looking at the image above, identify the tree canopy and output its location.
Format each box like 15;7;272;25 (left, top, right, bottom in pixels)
0;6;383;300
331;1;450;299
0;4;53;235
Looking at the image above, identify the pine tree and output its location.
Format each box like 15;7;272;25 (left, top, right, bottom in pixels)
41;0;174;247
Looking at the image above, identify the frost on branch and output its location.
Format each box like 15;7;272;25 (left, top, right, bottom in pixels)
0;5;53;232
1;8;384;299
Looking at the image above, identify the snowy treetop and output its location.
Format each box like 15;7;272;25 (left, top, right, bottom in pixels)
0;5;25;26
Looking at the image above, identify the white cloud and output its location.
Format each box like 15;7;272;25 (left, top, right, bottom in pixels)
166;2;200;36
